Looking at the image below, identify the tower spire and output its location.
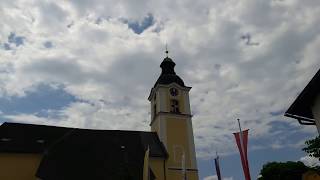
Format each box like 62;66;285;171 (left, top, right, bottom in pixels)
165;44;169;57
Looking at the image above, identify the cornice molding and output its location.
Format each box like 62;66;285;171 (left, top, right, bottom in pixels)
148;83;192;101
150;111;192;126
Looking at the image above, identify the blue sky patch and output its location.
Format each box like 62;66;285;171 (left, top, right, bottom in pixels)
268;121;296;133
0;84;76;116
95;17;103;25
8;32;25;47
270;109;285;116
44;41;53;48
3;43;11;50
123;14;155;34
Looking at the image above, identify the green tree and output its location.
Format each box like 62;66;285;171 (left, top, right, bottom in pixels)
258;161;312;180
303;136;320;160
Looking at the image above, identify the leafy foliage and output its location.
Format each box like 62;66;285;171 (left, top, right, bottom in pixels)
303;136;320;160
258;161;313;180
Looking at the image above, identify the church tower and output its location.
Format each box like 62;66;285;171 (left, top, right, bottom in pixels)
148;52;199;180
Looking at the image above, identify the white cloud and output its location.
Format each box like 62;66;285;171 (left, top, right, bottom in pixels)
0;0;320;160
300;155;320;167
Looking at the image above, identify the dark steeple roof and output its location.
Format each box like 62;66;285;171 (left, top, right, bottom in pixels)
154;56;185;87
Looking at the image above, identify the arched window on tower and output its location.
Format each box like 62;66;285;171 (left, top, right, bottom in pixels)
170;99;180;113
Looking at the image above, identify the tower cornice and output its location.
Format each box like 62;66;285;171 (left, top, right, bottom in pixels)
150;111;193;126
148;83;192;101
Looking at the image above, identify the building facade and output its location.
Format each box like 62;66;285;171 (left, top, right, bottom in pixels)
0;54;199;180
285;68;320;134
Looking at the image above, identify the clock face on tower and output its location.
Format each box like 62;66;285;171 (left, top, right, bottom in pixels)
170;88;178;96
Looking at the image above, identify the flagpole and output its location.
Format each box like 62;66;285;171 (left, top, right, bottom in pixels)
214;151;222;180
237;118;251;180
237;118;247;169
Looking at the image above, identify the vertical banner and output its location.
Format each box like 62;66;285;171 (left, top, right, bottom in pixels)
214;155;222;180
233;129;251;180
143;146;150;180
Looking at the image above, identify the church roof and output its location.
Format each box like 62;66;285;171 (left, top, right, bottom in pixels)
154;57;185;87
285;68;320;125
0;122;167;179
0;122;69;153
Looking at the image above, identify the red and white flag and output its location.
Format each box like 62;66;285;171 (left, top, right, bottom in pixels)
233;119;251;180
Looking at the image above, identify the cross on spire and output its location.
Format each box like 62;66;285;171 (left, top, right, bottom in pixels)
165;44;169;57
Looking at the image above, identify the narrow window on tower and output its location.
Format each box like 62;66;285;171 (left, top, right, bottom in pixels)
153;104;157;118
170;99;180;113
153;93;157;118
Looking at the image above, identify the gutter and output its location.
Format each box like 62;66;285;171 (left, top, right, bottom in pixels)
284;113;316;125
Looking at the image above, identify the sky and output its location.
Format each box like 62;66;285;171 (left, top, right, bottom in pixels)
1;0;320;179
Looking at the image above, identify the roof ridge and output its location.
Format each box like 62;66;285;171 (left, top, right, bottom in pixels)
1;122;151;133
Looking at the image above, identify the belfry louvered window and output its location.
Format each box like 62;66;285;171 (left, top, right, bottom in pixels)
170;99;180;113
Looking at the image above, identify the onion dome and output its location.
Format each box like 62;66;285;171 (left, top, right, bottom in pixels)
154;56;185;87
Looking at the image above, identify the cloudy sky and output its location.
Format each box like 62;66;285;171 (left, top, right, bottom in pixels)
1;0;320;179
